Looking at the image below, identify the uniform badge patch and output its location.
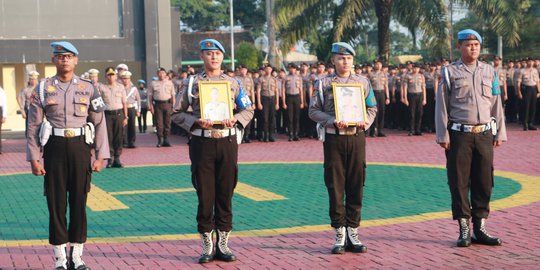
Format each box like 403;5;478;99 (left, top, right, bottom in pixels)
80;98;87;103
79;84;86;90
80;106;87;113
205;42;213;48
47;85;56;92
47;99;57;105
339;47;347;53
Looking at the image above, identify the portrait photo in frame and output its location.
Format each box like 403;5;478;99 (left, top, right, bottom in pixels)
332;83;367;126
199;81;234;124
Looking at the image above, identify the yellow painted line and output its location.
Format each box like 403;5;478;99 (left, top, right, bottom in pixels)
1;163;539;247
110;188;195;195
86;184;129;212
235;182;287;201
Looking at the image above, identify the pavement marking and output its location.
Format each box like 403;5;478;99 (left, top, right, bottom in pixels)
106;182;286;201
110;188;195;195
86;184;129;212
235;182;287;201
1;163;538;247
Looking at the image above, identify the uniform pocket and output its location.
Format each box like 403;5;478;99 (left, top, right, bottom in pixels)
481;80;493;98
74;101;88;117
453;80;470;102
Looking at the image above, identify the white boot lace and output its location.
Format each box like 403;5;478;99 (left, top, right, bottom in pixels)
459;219;470;239
347;227;363;245
217;230;232;255
201;231;214;256
53;244;67;269
71;243;85;268
334;227;346;246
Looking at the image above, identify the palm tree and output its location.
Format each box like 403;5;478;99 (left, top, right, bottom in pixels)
275;0;528;63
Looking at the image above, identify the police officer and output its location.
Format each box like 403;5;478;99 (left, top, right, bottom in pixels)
137;80;149;133
148;67;176;147
505;60;518;122
171;39;253;263
0;85;6;154
403;63;426;135
235;65;255;142
256;64;279;142
423;63;438;133
88;69;100;88
26;41;109;270
309;42;377;254
100;67;128;168
493;56;508;103
516;57;540;131
282;63;304;141
120;71;141;148
17;71;40;136
436;29;506;248
367;59;390;137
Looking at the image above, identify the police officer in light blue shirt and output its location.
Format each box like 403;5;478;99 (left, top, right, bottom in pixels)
436;29;506;248
309;42;377;255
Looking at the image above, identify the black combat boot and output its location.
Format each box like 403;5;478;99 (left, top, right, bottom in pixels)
472;218;502;246
331;226;346;254
156;137;163;148
106;159;113;168
162;136;171;147
112;157;123;168
215;230;237;262
457;218;472;247
345;227;367;253
198;231;214;264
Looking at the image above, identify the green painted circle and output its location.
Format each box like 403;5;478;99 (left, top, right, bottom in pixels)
0;164;521;240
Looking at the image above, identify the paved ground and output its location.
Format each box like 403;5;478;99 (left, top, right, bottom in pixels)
0;123;539;269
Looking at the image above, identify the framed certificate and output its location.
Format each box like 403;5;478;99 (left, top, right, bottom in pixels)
332;83;367;125
199;81;234;124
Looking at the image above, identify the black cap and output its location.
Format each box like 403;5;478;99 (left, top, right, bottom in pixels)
287;63;298;69
373;58;383;64
316;61;325;66
237;64;245;69
157;67;167;73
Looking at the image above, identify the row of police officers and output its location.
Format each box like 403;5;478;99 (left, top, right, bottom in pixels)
25;28;508;268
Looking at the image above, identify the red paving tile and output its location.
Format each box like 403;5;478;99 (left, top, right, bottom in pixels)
1;123;539;269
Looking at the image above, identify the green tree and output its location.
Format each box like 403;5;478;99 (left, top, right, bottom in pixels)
275;0;528;63
174;0;229;31
173;0;265;33
236;42;261;69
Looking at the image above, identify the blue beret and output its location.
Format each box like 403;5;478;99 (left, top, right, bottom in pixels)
137;79;146;85
50;41;79;55
200;39;225;53
457;29;482;44
331;42;355;56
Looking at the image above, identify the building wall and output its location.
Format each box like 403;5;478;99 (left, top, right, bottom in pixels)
0;0;172;131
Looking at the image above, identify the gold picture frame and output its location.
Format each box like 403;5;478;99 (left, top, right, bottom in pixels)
199;81;234;124
332;83;367;126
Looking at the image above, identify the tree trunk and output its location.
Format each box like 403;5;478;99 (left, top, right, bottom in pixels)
373;0;393;63
266;0;278;67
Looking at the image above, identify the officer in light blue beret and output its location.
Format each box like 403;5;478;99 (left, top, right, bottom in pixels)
436;29;506;248
309;41;378;255
172;38;254;264
28;41;108;270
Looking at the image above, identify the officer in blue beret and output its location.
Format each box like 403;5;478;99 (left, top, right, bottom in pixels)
309;42;377;254
436;29;506;247
171;38;254;263
27;41;109;270
137;79;149;133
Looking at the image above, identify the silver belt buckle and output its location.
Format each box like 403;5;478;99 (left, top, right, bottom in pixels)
64;129;76;138
210;130;223;138
471;125;483;133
